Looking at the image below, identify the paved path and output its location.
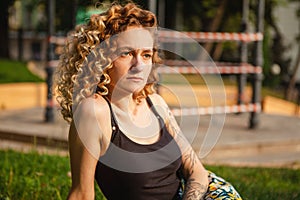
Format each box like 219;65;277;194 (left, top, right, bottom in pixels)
0;106;299;168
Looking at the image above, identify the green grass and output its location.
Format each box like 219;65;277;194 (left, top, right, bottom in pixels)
0;149;104;200
206;165;300;200
0;59;44;83
0;149;299;200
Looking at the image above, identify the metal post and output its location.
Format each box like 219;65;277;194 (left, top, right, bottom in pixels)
297;85;300;115
148;0;157;15
158;0;165;27
45;0;56;122
72;0;78;28
249;0;264;129
17;28;23;61
237;0;249;107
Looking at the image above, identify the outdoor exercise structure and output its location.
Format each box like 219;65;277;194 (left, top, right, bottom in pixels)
44;0;265;129
149;0;265;129
156;0;264;128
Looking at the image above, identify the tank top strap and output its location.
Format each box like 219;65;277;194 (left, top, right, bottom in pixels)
103;96;119;142
146;96;165;129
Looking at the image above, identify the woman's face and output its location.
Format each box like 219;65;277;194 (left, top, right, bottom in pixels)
108;27;154;96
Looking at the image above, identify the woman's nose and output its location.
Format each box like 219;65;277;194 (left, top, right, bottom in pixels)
131;54;144;72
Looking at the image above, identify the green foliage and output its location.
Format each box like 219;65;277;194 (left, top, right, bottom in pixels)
262;26;280;87
0;59;44;83
76;6;106;26
180;0;298;89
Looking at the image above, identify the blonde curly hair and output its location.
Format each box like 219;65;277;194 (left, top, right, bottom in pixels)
54;2;161;123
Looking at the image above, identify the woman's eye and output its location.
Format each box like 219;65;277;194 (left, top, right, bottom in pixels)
120;51;132;57
143;53;153;59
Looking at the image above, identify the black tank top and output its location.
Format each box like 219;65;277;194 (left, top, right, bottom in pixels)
95;96;183;200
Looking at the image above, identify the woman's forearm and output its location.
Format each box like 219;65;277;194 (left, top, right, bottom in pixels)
181;145;209;200
182;177;208;200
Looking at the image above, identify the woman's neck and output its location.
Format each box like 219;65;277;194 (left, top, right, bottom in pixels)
109;93;160;143
110;92;142;115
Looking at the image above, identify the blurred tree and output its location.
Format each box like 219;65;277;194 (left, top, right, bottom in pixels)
56;0;148;32
182;0;244;61
286;0;300;100
262;0;292;88
181;0;295;89
0;0;297;84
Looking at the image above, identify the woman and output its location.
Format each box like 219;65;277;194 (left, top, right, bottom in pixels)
55;2;242;200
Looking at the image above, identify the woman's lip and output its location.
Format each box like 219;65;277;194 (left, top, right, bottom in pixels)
127;77;144;81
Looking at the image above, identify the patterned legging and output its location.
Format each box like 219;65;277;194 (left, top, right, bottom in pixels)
175;171;243;200
205;171;242;200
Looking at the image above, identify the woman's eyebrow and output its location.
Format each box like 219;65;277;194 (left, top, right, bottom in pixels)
114;47;134;55
117;47;153;52
117;46;134;51
142;48;154;52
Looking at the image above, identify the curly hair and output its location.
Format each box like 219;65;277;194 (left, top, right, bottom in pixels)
54;2;161;123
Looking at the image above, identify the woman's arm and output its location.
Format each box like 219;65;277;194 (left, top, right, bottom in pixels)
180;144;208;199
68;122;99;200
67;97;108;200
166;107;208;199
150;94;209;199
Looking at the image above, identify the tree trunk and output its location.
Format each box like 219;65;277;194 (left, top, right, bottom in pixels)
213;42;224;60
199;0;228;60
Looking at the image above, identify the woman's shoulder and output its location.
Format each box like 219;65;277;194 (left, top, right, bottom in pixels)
71;94;112;152
69;95;112;158
74;94;110;119
72;95;112;131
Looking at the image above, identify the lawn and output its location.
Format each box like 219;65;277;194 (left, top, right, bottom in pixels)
0;149;299;200
0;59;43;83
0;149;105;200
